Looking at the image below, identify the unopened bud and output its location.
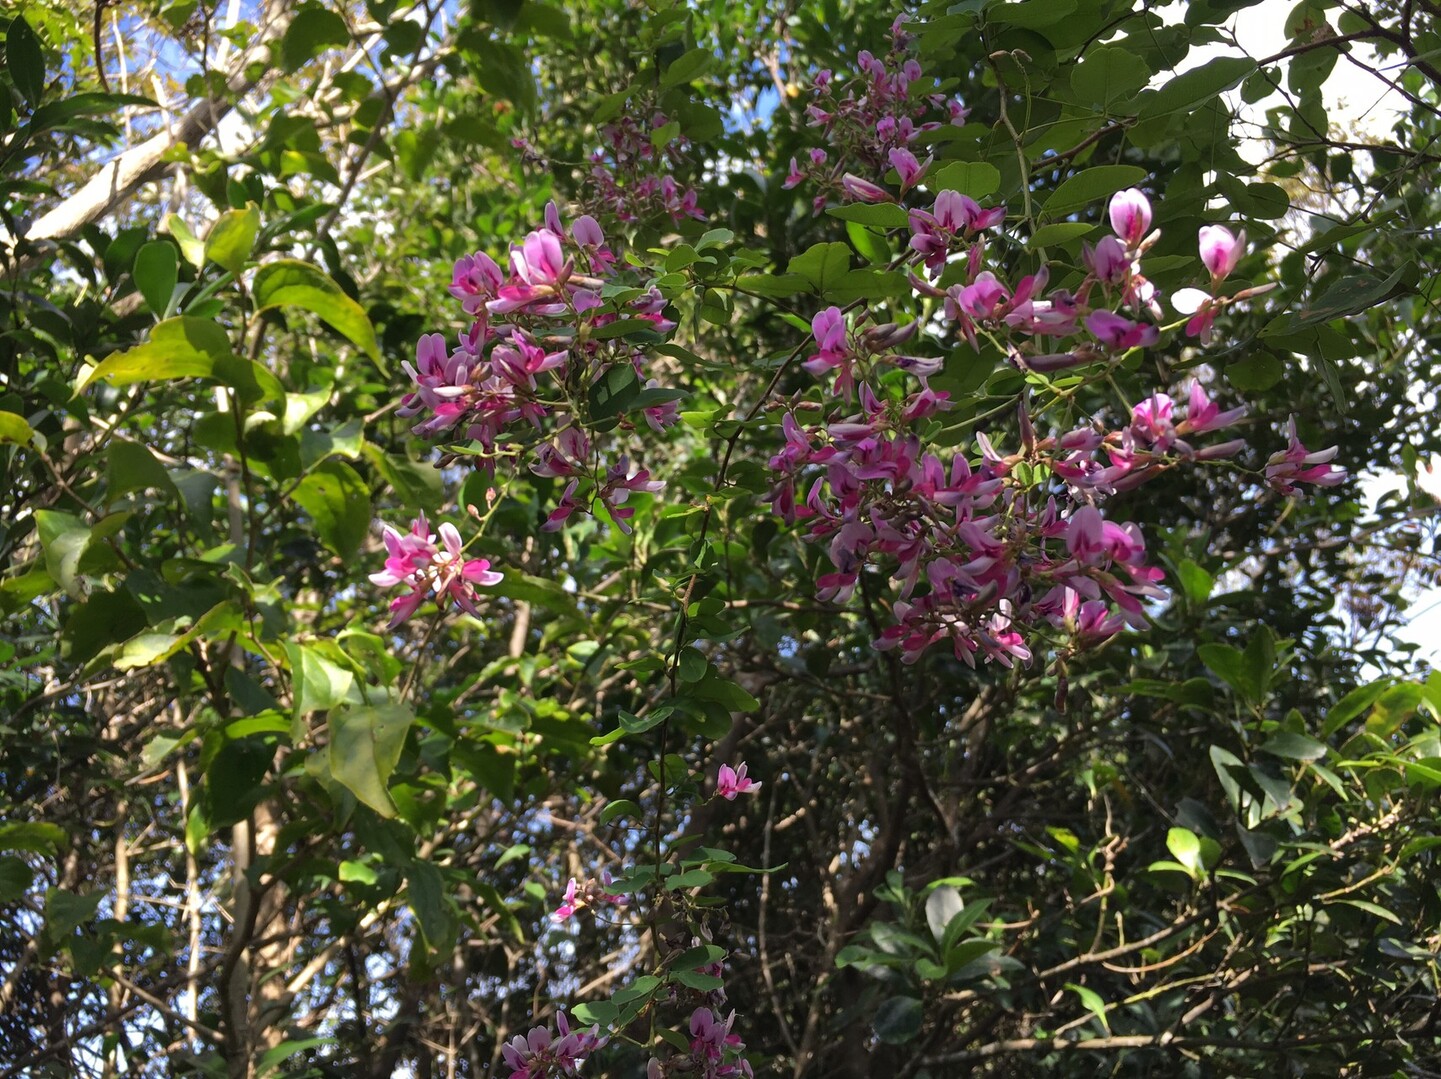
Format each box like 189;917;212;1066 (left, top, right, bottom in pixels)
863;321;921;351
1193;438;1247;460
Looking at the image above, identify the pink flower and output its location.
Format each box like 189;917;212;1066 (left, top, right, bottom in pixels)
371;515;502;627
841;173;892;203
716;762;761;800
1178;381;1247;435
782;156;805;189
1084;236;1130;285
449;251;505;313
510;229;568;286
550;878;582;923
1266;417;1347;495
1171;287;1218;341
501;1011;608;1079
1199;224;1246;280
1086;310;1158;350
1109;188;1152;247
1130;393;1176;450
888;147;929;189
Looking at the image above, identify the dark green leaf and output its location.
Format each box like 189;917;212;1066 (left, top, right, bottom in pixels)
328;701;414;817
873;996;923;1044
290;460;370;560
1041;166;1149;219
6;16;45;106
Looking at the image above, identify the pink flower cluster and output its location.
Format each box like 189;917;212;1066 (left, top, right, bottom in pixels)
399;200;674;521
783;16;967;212
550;873;628;924
368;513;502;628
501;1011;608;1079
588;111;705;223
646;1008;754;1079
765;154;1351;665
916;185;1166;358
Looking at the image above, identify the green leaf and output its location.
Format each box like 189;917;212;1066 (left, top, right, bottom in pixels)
257;1038;334;1078
46;888;104;936
1365;683;1424;737
599;799;641;824
1069;46;1149;109
1258;732;1327;761
328;701;414;817
846;219;891;265
1322;680;1392;737
280;5;350;71
587;363;640;428
1041;165;1149;219
284;641;355;716
1066;983;1110;1032
6;16;45;106
1138;56;1255;121
164;213;206;269
733;272;807;298
672;943;726;969
927;161;1001;199
787;242;852;294
1027;222;1095;248
1263;262;1416;334
873;996;923;1044
133;241;179;317
1177;559;1214;604
1226;352;1283;392
671;968;725;990
35;510;92;596
407;859;455;949
0;411;36;448
0;821;67;857
827;203;911;228
1199;632;1272;704
80;317;232;390
205;203;261;274
1166;826;1203;877
660;46;713;88
290;460;370;560
107;438;178;502
252;259;381;362
0;856;33;902
668;868;714;889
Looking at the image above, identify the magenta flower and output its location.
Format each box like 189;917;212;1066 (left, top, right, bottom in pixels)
501;1011;608;1079
1086;309;1158;350
1084;236;1130;286
1171;286;1218;342
448;251;505;313
935;190;1005;232
550;878;582;924
1266;417;1346;495
370;515;502;628
888;147;929;189
716;762;761;800
841;173;892;203
1178;381;1247;435
1109;188;1152;247
550;874;628;925
1199;224;1246;280
782;156;805;189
